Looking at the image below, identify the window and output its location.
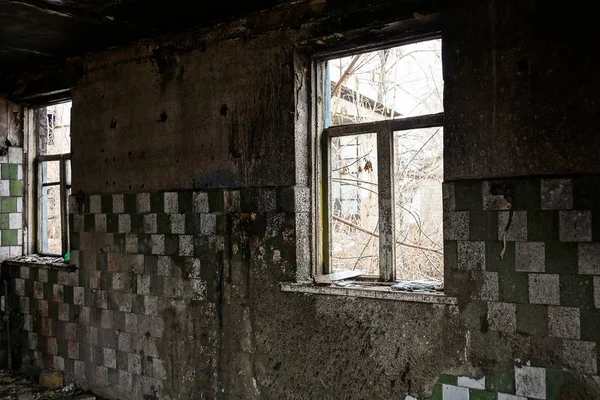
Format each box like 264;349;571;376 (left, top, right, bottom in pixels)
320;38;444;283
28;101;72;256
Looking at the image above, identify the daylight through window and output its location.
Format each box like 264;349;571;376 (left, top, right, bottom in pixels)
32;101;72;256
323;38;444;282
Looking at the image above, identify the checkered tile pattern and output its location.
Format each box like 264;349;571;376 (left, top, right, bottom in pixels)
3;187;297;399
0;147;24;261
444;177;600;391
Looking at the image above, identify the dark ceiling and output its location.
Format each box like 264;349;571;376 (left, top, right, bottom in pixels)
0;0;289;73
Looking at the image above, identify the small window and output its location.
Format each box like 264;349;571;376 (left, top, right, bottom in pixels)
321;38;444;283
30;101;72;256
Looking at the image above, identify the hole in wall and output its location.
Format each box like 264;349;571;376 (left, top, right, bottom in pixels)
159;112;168;122
219;104;228;116
110;119;118;129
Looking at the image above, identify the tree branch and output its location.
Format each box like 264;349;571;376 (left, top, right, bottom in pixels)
332;215;443;255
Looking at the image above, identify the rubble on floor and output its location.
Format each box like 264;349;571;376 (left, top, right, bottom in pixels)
0;370;95;400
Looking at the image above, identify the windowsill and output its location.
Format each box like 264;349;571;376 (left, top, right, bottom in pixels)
2;255;76;271
280;282;457;305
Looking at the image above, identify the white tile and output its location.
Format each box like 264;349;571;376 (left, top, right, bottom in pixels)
529;274;560;305
112;194;124;213
457;376;485;390
118;214;131;233
9;212;22;229
193;192;209;213
579;243;600;275
0;180;9;196
164;192;178;213
548;306;580;339
136;193;151;213
16;197;22;213
441;384;469;400
515;366;546;399
89;195;101;214
8;147;22;164
498;393;527;400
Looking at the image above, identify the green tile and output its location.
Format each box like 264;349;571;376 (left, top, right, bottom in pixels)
107;214;119;233
546;368;574;400
470;211;498;241
0;214;9;229
560;275;594;308
70;232;80;250
178;192;193;213
545;242;578;274
185;213;196;234
63;285;74;304
580;308;600;342
437;374;457;385
157;214;170;234
511;179;541;211
516;303;548;336
528;210;558;241
124;194;137;214
444;240;458;271
485;241;515;273
469;389;496;400
1;229;18;246
131;214;143;233
84;214;95;232
485;370;515;393
573;176;600;210
240;188;259;212
113;233;125;253
424;383;443;400
1;197;16;213
137;235;152;254
1;164;18;180
499;272;529;303
144;255;158;275
150;192;164;213
101;195;113;214
208;191;224;212
165;235;178;256
9;180;23;196
454;181;482;211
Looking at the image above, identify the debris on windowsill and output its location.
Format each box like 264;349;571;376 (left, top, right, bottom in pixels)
315;270;364;284
390;279;443;292
329;278;443;293
2;255;76;271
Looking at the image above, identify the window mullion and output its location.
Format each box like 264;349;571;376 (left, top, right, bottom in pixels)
59;156;68;257
376;126;395;282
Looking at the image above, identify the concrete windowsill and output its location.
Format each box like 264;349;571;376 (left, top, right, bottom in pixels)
280;282;458;305
3;255;76;271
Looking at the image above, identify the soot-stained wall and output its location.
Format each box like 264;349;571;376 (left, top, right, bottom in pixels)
4;0;600;399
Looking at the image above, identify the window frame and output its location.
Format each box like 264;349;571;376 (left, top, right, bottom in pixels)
25;102;72;257
313;34;444;283
36;153;71;256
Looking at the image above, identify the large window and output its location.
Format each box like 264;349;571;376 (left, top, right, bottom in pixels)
320;38;444;283
29;101;72;256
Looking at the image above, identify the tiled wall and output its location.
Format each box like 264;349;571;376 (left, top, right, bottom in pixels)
0;147;24;261
408;366;578;400
444;176;600;384
4;187;299;399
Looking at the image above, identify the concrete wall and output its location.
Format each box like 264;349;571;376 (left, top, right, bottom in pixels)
3;0;600;399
